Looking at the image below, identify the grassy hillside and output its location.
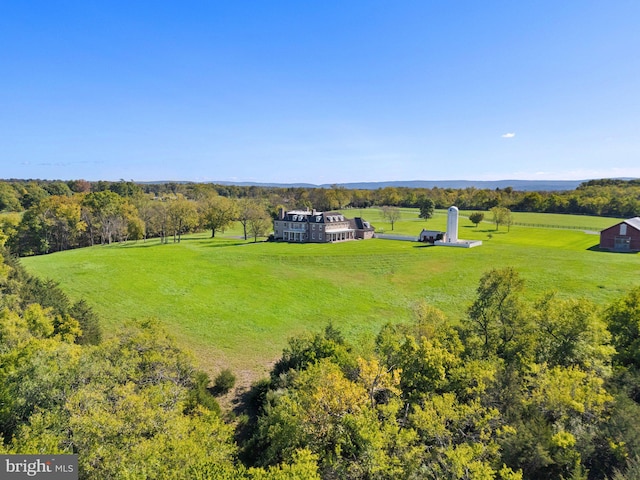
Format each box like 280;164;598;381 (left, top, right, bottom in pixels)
21;209;638;381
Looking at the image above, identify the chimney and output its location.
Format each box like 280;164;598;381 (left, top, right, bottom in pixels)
279;207;286;220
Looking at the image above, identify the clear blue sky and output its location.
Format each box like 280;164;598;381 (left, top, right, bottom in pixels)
1;1;639;183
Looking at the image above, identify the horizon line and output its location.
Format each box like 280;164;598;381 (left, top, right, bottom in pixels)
3;177;638;184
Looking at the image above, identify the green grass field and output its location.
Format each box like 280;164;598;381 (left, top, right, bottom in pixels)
20;209;639;382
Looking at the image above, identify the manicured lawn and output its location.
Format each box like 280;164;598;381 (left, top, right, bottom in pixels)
21;209;639;381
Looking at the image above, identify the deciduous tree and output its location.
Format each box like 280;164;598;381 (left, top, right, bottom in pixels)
534;294;614;376
605;287;640;369
0;183;22;212
465;267;530;362
81;191;136;245
200;194;237;238
167;195;199;243
147;198;171;243
418;197;435;221
490;206;512;231
238;199;270;241
469;212;484;227
247;208;271;243
381;206;401;231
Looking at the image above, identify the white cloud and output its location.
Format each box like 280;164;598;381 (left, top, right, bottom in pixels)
501;132;516;139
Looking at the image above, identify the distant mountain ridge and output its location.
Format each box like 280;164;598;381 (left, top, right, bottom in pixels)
207;179;589;191
143;178;638;191
324;180;585;191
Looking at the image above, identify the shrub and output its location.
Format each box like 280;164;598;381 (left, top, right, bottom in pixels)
213;368;236;395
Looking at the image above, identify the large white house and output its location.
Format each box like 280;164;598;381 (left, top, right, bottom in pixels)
273;209;374;243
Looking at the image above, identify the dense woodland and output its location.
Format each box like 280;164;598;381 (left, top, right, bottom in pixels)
0;178;639;256
1;248;640;478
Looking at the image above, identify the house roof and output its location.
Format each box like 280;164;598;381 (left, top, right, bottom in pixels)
279;210;373;230
625;217;640;230
305;211;346;223
601;217;640;233
284;212;309;222
352;217;374;230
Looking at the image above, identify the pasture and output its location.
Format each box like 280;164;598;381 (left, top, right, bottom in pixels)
21;209;639;382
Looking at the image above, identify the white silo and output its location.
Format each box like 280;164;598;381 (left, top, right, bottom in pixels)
446;206;459;243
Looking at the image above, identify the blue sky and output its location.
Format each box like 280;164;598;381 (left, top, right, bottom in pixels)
1;1;639;183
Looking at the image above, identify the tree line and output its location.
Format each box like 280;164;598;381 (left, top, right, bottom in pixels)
0;182;275;256
0;178;639;256
2;243;640;478
1;178;639;217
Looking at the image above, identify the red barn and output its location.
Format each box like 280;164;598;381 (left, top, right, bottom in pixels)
600;217;640;252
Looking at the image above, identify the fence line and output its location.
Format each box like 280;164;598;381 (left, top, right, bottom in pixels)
374;234;418;241
511;222;600;231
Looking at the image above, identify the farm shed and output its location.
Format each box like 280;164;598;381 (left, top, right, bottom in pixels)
599;217;640;252
419;229;444;244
